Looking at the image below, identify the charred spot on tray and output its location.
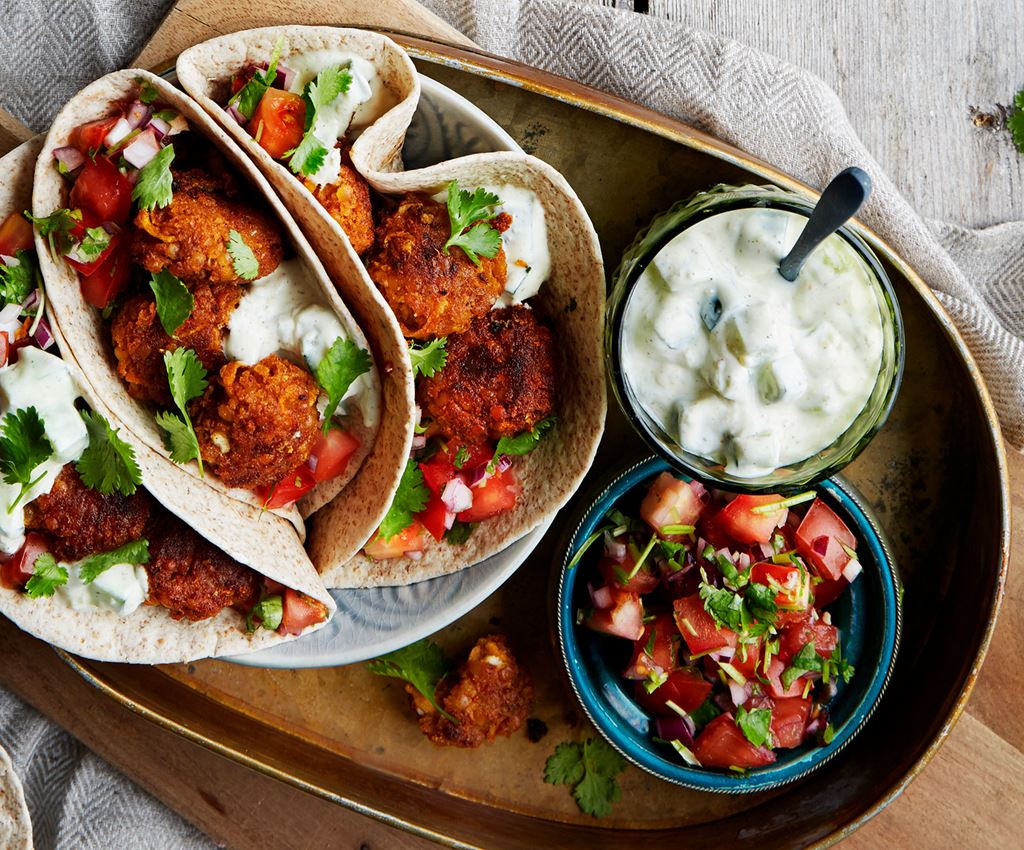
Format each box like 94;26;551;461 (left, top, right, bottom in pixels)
527;717;548;743
519;121;548;155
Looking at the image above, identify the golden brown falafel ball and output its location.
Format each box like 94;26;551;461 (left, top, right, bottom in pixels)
406;634;534;748
190;355;321;490
144;514;261;622
302;153;374;255
110;282;241;405
131;168;283;285
365;194;507;339
418;305;557;445
24;466;154;563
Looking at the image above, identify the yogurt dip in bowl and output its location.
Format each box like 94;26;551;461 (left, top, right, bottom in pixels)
608;184;904;490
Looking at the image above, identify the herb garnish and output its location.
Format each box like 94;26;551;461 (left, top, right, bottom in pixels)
25;208;80;261
76;410;142;496
377;459;429;540
78;538;149;584
226;230;260;281
155;348;207;472
315;337;372;432
492;417;555;467
24;553;67;598
136;77;160;105
287;64;353;177
443;180;502;266
0;249;38;306
0;407;54;513
780;639;855;690
444;520;475;545
229;37;285;121
148;269;194;336
247;594;284;632
1009;88;1024;153
544;737;627;818
367;638;455;721
408;337;448;378
735;705;772;748
73;226;111;264
132;144;175;210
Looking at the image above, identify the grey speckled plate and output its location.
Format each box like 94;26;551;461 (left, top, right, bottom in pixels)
226;74;544;667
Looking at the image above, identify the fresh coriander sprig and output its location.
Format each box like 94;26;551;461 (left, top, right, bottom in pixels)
367;638;455;721
79;538;149;584
229;37;285;120
25;209;81;262
315;337;372;433
76;410;142;496
24;553;67;598
155;348;207;474
735;705;773;748
375;459;429;541
286;64;353;177
226;230;260;281
492;417;556;467
544;738;627;818
0;249;38;307
247;594;284;632
408;337;447;379
148;269;194;336
132;144;175;211
442;180;502;266
0;407;54;513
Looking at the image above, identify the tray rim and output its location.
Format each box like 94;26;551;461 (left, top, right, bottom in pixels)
55;29;1011;848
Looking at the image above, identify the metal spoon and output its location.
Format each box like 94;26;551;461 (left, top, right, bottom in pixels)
778;166;873;281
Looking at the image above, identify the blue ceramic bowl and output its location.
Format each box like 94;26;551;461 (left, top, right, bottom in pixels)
556;457;902;793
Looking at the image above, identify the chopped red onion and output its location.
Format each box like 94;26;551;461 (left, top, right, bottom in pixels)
467;463;492;487
0;254;16;267
441;476;473;514
275;63;296;90
842;558;863;582
737;552;751;570
123;129;162;169
125;100;152;129
709;645;736;661
0;303;22;336
758;542;774;559
406;550;423;561
225;103;247;126
410;434;427;452
32;317;54;350
52;145;86;173
495;454;512;473
805;717;825;737
20;290;39;313
603;532;626;563
811;535;830;556
589;584;613;609
714;691;734;712
823;680;838;700
103;117;132;148
689;479;709;503
443;509;456;531
653;716;695;748
149;116;170;139
728;680;752;707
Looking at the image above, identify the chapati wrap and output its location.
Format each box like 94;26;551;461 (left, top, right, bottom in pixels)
0;744;31;850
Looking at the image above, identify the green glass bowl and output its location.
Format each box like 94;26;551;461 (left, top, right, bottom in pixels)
606;184;905;493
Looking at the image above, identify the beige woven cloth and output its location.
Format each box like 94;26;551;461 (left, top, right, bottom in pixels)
423;0;1024;449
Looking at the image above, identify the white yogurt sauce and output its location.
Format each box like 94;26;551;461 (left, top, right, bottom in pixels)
621;207;884;477
0;348;88;554
57;561;149;617
225;258;376;427
431;183;552;305
285;49;397;187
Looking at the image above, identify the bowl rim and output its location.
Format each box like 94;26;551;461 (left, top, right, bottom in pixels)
605;186;907;493
555;455;903;793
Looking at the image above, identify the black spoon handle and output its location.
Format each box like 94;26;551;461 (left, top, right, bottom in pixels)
778;167;873;282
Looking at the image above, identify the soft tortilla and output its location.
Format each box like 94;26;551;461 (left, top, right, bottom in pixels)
317;152;607;587
33;70;409;566
0;745;31;850
3;137;335;663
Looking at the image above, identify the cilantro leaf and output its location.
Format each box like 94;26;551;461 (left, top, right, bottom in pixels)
444;520;475;545
377;459;429;540
443;180;502;266
246;593;283;632
735;705;773;748
0;407;54;513
781;641;821;690
409;337;448;379
823;722;836;745
1009;88;1024;154
688;697;722;732
745;581;779;624
156;348;207;473
315;337;372;432
132;144;175;211
229;37;285;121
148;269;194;336
287;64;353;177
75;410;142;496
25;208;80;261
73;226;112;264
367;638;455;721
78;538;149;584
24;553;67;598
544;737;626;819
136;77;159;105
226;230;260;281
494;417;556;460
0;250;38;307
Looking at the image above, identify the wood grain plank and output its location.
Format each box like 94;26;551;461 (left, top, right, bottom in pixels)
0;107;30;157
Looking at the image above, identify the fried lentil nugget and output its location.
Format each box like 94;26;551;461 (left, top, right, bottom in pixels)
418;305;557;444
302;152;374;255
407;634;534;748
131;168;282;285
110;282;241;405
191;355;320;490
24;466;154;562
144;514;261;621
366;194;507;339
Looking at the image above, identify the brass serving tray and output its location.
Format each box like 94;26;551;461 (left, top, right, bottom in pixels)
61;34;1009;848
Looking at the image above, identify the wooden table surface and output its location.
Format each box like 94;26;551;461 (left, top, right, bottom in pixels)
1;1;1022;847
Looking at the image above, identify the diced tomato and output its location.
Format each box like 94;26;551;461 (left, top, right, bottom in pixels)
69;156;133;224
584;587;644;641
715;494;789;545
0;212;34;256
640;472;705;536
364;520;426;560
0;533;50;590
624;614;678;680
457;467;520;523
765;657;806;699
749;560;811;611
310;428;359;482
813;576;849;608
79;234;133;309
416;490;449;542
248;89;306;159
770;696;812;749
69;117;119;154
599;549;660;594
634;667;712;716
65;227;123;278
230;64;262;95
278;588;329;636
693;713;776;769
673;593;737;656
731;639;762;681
779;618;838;663
795;499;857;581
419;442;493;495
258;463;317;509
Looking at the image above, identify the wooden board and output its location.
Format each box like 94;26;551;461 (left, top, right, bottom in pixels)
0;1;1021;847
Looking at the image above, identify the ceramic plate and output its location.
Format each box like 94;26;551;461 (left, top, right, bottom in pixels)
226;75;549;668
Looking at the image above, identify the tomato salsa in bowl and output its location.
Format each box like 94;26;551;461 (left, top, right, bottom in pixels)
555;457;901;793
